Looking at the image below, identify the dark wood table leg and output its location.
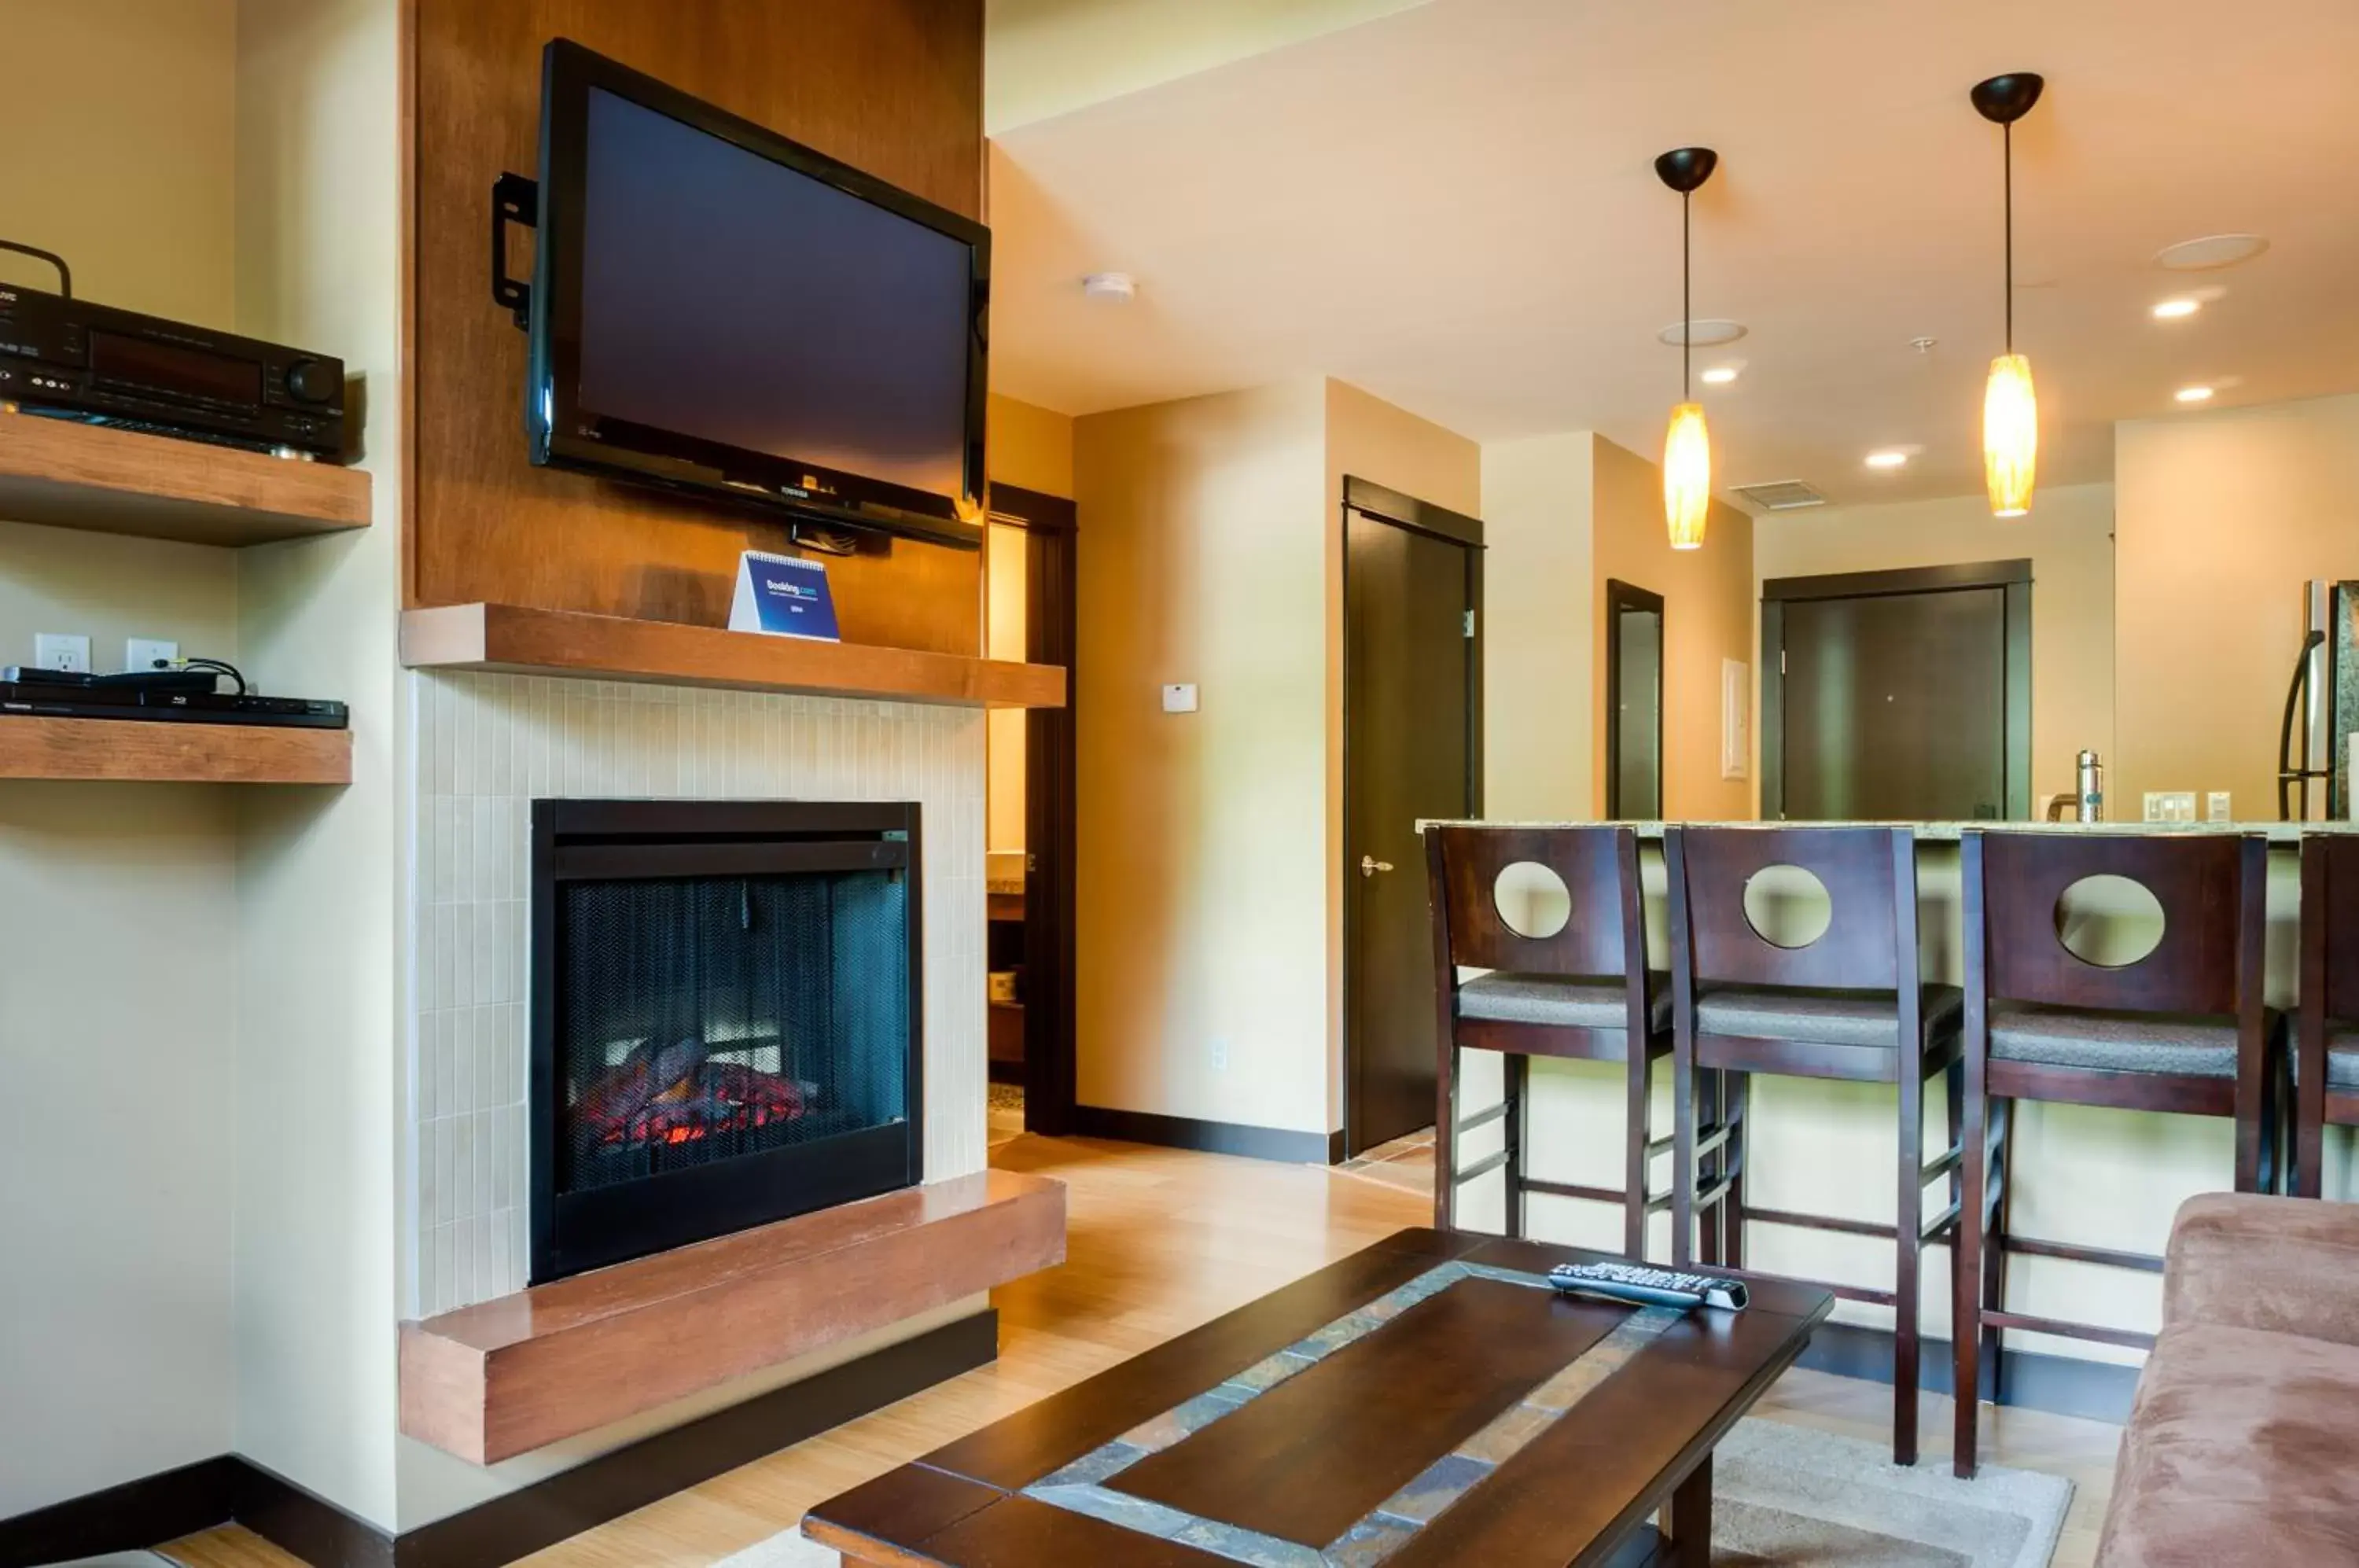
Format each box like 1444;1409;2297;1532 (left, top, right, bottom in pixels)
1665;1452;1713;1567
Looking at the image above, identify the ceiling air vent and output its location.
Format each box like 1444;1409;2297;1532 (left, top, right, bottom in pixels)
1728;480;1827;512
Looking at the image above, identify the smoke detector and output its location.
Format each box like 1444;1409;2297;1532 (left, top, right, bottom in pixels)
1728;479;1828;512
1081;271;1136;302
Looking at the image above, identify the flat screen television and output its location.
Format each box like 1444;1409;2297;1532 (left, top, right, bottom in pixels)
525;40;989;550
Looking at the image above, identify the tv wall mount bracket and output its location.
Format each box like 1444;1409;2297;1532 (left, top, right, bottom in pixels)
491;173;538;331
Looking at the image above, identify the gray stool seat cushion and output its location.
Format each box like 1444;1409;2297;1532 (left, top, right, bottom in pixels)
1459;973;1670;1033
1990;1003;2274;1079
2284;1019;2359;1091
1694;984;1964;1050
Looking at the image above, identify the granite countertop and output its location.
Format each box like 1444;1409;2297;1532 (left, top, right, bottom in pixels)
1420;819;2357;843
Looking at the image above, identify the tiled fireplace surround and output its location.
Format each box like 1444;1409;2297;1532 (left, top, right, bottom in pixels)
405;672;988;1318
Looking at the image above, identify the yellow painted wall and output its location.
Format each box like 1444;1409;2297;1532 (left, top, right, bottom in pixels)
988;392;1076;499
1070;379;1476;1139
1753;483;2118;810
1478;435;1596;820
1589;436;1753;821
1073;382;1331;1134
2115;393;2359;815
983;394;1074;856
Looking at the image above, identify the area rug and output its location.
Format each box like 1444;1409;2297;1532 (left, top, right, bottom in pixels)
712;1418;2072;1568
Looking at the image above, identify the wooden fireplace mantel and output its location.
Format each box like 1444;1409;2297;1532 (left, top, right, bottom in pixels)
399;1169;1065;1464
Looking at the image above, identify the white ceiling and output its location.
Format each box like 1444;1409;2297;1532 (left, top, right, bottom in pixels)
986;0;2359;506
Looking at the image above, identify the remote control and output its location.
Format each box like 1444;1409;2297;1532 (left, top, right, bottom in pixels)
1548;1261;1749;1312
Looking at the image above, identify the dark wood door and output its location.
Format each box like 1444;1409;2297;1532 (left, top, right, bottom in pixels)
1346;508;1476;1157
1780;587;2008;821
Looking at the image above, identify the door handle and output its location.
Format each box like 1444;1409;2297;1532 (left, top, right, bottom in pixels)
1360;856;1393;878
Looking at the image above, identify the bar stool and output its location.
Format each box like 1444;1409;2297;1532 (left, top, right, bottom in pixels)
2298;833;2359;1198
1423;824;1669;1255
1664;825;1964;1468
1954;830;2276;1479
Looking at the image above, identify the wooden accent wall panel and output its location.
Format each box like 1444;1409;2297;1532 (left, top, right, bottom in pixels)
399;1169;1065;1464
409;0;986;654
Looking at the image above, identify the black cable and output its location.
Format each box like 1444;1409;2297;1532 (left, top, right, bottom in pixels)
2003;122;2013;354
0;240;72;299
177;657;248;696
1682;190;1692;399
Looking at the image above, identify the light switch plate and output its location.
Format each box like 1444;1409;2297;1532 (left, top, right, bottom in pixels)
2144;791;2198;823
2206;791;2232;823
1720;660;1749;780
1161;683;1198;714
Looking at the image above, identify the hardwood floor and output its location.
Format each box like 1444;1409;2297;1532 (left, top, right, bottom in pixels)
164;1129;2119;1568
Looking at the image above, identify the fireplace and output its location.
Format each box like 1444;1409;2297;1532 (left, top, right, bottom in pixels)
528;800;923;1283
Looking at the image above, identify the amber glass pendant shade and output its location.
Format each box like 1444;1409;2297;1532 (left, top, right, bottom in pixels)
1983;352;2037;517
1663;401;1711;550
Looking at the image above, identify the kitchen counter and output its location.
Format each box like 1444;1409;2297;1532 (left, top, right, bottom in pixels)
1422;814;2357;1371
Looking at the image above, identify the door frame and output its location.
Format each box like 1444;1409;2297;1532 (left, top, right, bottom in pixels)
1759;558;2033;821
1603;578;1665;820
1339;474;1484;1159
984;480;1079;1136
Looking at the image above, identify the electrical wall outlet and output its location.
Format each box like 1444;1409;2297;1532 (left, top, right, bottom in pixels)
125;637;178;674
33;633;89;674
1209;1037;1230;1074
2207;791;2232;823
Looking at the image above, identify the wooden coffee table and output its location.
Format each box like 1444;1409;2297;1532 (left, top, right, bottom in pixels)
805;1228;1833;1567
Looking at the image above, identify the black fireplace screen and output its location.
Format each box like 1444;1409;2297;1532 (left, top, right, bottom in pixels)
558;870;909;1193
530;800;924;1283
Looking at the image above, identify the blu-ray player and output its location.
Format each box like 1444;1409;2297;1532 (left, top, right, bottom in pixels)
0;680;348;730
0;283;348;460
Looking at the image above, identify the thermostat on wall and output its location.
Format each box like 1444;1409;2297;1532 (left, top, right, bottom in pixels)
1161;683;1199;713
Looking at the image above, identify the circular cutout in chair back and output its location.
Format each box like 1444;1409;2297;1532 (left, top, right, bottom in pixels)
1742;863;1833;949
2055;874;2166;967
1494;861;1571;939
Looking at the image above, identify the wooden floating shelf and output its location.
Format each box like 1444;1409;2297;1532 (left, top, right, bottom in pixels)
401;602;1067;709
0;715;351;785
0;408;371;547
399;1169;1067;1465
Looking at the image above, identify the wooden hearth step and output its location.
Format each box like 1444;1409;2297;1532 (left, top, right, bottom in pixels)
398;1169;1065;1464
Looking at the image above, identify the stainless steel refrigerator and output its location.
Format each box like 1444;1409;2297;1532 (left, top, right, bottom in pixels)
2279;580;2359;820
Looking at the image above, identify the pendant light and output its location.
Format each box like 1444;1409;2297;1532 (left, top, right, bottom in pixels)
1972;73;2044;518
1654;146;1719;550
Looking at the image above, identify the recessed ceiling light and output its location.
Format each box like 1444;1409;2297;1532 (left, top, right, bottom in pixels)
1699;365;1739;385
1864;449;1912;469
2156;234;2270;271
2175;385;2215;403
1657;318;1748;348
2152;297;2203;320
1081;271;1136;302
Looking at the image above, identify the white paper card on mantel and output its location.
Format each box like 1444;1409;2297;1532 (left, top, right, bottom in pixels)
729;550;841;642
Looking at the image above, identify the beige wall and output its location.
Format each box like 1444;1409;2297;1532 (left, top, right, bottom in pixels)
234;0;407;1529
1479;435;1596;820
1071;379;1476;1139
1754;482;2118;809
2116;393;2359;816
1074;382;1331;1134
0;0;245;1520
1589;436;1753;820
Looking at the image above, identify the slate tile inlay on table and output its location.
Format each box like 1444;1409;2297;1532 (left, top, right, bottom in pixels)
1020;1261;1684;1567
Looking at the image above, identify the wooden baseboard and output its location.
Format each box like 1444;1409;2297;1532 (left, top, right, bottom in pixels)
0;1311;998;1568
1069;1105;1345;1165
